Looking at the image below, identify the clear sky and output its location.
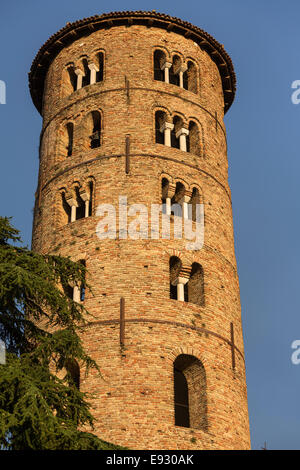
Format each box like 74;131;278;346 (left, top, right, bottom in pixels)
0;0;299;450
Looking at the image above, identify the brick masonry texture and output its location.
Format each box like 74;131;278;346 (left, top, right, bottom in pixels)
30;12;251;450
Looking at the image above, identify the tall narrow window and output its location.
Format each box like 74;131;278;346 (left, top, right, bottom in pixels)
96;52;104;82
65;359;80;390
67;67;77;92
155;111;166;144
82;58;90;87
62;192;71;224
66;123;74;156
88;181;94;217
174;368;190;427
171;116;182;149
161;178;169;213
183;61;197;93
174;354;207;430
190;188;201;222
88;111;101;148
169;256;187;300
171;182;185;217
187;262;204;306
75;187;85;220
187;121;200;156
169;55;180;86
79;259;86;302
154;50;166;81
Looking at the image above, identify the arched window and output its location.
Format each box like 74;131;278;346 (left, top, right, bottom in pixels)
154;50;166;81
183;61;197;93
169;55;181;86
174;354;207;430
187;262;204;306
155;111;166;144
187;121;200;156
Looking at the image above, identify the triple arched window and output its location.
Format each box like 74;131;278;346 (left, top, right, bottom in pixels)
154;50;198;93
155;111;201;155
161;178;202;222
61;180;94;224
66;52;104;95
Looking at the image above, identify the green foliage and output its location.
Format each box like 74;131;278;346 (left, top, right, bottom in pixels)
0;217;121;450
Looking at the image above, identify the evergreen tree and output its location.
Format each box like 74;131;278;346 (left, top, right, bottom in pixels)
0;217;120;450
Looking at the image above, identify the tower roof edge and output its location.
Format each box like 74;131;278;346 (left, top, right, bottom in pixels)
28;10;236;115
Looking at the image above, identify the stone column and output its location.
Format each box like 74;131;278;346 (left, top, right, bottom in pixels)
75;68;85;90
73;286;81;302
66;196;77;222
176;127;189;152
178;64;188;88
88;63;99;85
79;188;90;218
160;121;174;147
163;182;176;215
180;191;192;220
161;61;172;84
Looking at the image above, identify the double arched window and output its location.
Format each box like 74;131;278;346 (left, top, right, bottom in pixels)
59;111;102;158
63;259;86;305
169;257;204;306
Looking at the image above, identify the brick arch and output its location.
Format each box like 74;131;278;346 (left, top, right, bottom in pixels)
171;111;188;126
152;105;172;120
173;176;189;189
171;51;184;63
152;45;170;61
165;346;209;369
159;172;174;185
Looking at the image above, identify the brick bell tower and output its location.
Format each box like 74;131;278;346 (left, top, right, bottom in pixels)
29;11;251;450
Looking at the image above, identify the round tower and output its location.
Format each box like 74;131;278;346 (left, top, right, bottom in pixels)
29;11;250;450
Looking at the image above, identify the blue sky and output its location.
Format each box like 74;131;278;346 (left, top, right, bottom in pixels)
0;0;300;450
